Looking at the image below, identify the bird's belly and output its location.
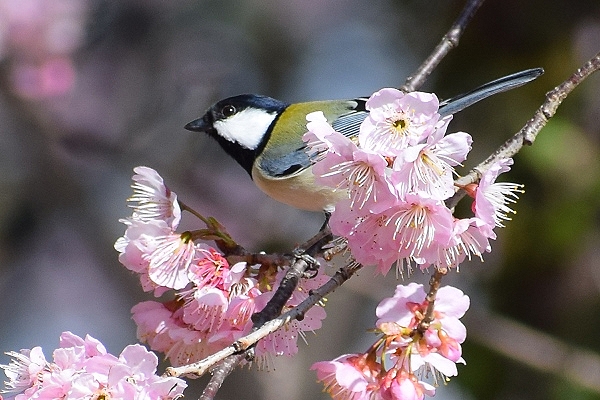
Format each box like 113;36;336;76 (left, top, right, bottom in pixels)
252;167;346;212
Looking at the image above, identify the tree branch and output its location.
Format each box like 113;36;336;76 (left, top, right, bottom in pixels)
401;0;486;92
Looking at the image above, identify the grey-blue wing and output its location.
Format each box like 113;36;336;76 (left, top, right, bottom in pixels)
258;147;313;177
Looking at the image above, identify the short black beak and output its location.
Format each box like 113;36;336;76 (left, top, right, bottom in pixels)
184;116;210;132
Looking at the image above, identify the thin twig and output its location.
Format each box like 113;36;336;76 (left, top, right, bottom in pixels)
198;354;245;400
417;269;447;334
179;200;244;255
447;51;600;209
401;0;486;92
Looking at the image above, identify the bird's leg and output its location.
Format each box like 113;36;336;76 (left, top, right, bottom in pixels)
291;214;334;278
319;211;331;232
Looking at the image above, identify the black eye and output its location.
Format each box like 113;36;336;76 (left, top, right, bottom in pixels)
221;105;236;117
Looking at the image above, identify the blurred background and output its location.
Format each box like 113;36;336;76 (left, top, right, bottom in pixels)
0;0;599;399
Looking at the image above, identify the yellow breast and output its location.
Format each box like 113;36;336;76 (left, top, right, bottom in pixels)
251;165;346;212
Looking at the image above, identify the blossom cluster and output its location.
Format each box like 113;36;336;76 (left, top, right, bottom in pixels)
114;167;327;366
304;88;522;274
312;283;469;400
0;331;186;400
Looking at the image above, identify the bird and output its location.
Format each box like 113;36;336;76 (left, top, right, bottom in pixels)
184;68;543;213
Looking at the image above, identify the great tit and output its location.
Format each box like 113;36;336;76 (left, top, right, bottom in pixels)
185;68;542;212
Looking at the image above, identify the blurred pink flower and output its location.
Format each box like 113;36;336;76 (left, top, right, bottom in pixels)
10;57;75;98
0;0;89;99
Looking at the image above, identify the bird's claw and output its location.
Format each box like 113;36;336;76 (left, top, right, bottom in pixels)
292;248;320;278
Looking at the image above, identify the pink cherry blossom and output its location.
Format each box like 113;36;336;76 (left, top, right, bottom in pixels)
188;247;230;289
131;300;216;367
0;347;47;396
115;219;172;274
417;217;492;270
338;193;453;273
473;158;523;236
376;284;468;378
128;166;181;229
254;273;328;359
182;286;228;331
116;167;199;290
314;283;469;399
305;112;396;212
392;131;472;200
207;289;259;345
59;332;108;359
147;232;198;290
384;193;454;260
360;89;442;155
303;89;492;275
311;353;381;400
131;257;273;367
0;332;186;399
450;217;492;262
376;283;429;326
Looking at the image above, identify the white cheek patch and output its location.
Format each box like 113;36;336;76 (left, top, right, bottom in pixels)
214;108;278;150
